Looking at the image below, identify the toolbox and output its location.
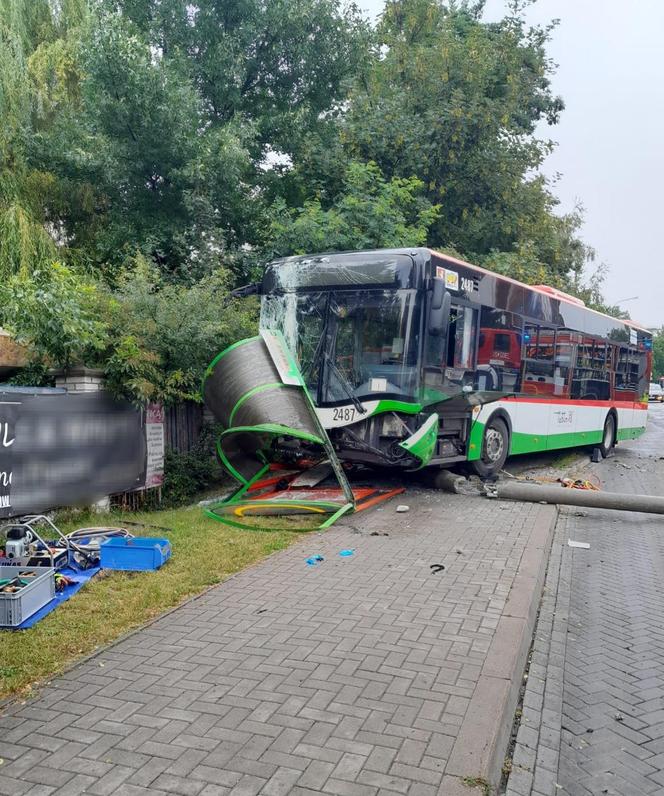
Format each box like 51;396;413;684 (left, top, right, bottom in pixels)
100;537;171;571
0;565;56;627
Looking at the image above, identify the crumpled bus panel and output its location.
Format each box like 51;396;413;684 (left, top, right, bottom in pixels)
203;336;323;486
202;333;357;530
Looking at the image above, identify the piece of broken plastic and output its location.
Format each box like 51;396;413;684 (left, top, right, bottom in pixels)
339;549;354;557
568;539;590;549
305;554;324;565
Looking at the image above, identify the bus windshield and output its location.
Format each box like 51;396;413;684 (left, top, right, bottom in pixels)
261;289;420;405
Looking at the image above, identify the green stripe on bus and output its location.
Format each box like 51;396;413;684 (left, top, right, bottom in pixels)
469;421;647;459
468;418;484;461
617;426;646;441
373;400;422;415
510;427;646;455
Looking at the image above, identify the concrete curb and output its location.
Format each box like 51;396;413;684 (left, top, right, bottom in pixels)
445;503;558;792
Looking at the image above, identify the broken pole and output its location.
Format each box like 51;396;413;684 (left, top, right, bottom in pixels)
487;481;664;515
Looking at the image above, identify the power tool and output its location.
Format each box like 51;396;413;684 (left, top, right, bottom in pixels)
4;526;33;560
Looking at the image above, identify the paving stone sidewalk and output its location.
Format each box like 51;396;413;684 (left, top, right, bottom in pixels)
0;491;552;796
505;405;664;796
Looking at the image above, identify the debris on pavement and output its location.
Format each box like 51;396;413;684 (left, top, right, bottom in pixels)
396;504;410;513
339;549;354;557
560;478;600;491
430;563;446;573
568;540;590;549
305;554;324;566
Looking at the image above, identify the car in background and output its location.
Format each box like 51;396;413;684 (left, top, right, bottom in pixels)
649;382;664;402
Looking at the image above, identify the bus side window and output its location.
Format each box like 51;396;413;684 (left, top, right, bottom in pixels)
572;338;610;400
554;331;573;397
615;345;640;398
477;307;522;392
523;325;556;395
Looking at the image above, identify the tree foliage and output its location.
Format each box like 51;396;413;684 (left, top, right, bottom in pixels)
338;0;587;287
268;161;440;257
100;259;257;403
653;331;664;380
0;261;106;368
36;0;370;279
0;0;637;401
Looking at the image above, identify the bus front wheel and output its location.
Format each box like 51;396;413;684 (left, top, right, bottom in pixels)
599;414;616;458
470;417;510;478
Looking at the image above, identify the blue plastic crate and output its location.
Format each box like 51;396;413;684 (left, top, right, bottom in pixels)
100;537;171;571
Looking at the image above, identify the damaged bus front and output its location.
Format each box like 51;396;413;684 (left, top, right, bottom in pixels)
259;249;498;471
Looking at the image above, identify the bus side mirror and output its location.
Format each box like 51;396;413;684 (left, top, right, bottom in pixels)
429;279;451;335
230;281;261;298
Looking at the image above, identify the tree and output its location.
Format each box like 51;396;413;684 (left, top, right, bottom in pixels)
653;330;664;380
267;161;440;257
289;0;592;289
0;0;626;402
0;1;61;279
100;258;258;403
0;261;106;368
25;0;370;281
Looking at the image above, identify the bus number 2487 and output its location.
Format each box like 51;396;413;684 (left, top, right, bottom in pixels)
333;407;356;423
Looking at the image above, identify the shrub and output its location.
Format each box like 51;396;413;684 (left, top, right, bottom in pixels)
161;424;223;506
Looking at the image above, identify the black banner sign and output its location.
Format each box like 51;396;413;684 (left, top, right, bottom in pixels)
0;390;146;518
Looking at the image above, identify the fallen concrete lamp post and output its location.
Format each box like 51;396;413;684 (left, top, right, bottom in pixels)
486;480;664;515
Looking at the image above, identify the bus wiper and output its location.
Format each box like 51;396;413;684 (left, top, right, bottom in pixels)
323;353;366;414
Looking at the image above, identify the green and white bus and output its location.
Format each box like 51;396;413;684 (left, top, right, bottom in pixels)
258;248;652;476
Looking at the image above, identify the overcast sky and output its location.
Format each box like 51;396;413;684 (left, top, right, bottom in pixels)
357;0;664;328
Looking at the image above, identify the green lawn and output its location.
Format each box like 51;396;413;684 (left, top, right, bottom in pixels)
0;503;317;700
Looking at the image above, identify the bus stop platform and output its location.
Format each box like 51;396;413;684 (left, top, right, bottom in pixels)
0;490;555;796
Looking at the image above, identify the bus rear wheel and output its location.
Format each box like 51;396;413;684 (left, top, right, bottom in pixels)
470;417;510;478
599;414;616;458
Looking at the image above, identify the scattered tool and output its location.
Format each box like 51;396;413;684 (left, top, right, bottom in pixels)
0;517;136;570
0;516;71;569
0;577;28;594
54;573;75;592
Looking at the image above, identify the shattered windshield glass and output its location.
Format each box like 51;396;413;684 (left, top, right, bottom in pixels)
261;289;420;404
263;253;415;292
